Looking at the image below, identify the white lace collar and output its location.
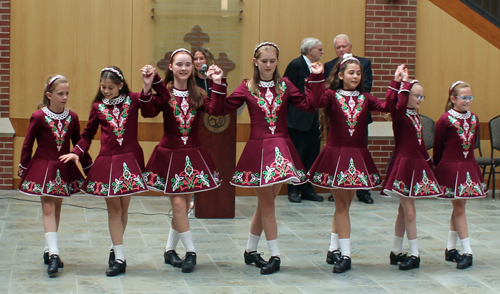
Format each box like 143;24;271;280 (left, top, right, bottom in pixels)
338;89;360;97
406;109;418;116
173;88;189;98
41;107;69;120
102;94;125;105
448;109;471;120
259;80;275;88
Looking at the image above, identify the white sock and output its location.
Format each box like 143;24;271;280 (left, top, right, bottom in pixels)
267;239;280;257
113;244;125;262
392;236;404;254
165;228;180;251
179;230;196;253
44;239;49;253
246;233;261;253
45;232;59;256
447;231;458;250
408;238;419;257
460;237;472;254
329;233;340;251
110;243;114;251
339;238;351;257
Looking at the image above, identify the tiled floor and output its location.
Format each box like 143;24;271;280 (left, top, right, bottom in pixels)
1;189;500;293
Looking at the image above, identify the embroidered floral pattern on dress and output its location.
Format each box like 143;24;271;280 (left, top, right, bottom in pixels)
447;110;477;158
406;109;423;145
45;169;69;195
413;170;440;195
171;156;210;191
42;107;71;152
393;179;410;195
262;147;296;183
232;171;260;186
169;91;196;145
69;179;84;194
371;173;381;185
336;158;369;186
336;92;365;136
313;172;335;187
143;171;166;191
21;180;43;194
87;181;109;196
249;80;286;135
457;172;483;197
98;95;131;146
111;163;145;194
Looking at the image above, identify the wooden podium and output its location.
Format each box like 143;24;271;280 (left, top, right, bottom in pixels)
194;111;236;218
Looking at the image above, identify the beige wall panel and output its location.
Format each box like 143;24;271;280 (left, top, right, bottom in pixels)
259;0;366;75
416;0;500;122
10;0;133;120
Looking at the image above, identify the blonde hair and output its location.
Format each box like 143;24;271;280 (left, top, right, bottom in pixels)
39;75;69;109
247;44;281;94
445;82;470;112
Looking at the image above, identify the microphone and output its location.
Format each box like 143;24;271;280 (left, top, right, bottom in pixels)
200;64;207;76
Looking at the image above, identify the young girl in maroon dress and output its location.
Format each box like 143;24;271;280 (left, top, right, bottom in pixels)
382;68;443;271
210;42;323;275
305;54;402;273
142;49;224;273
19;75;92;276
60;65;167;276
434;81;487;270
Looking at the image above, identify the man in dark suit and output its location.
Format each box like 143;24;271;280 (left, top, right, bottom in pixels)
324;34;375;204
283;37;324;203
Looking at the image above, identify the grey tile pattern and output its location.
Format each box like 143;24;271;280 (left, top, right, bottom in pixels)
0;190;499;293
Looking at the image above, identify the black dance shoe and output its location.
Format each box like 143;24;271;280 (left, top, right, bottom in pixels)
260;256;280;275
43;251;49;265
357;193;374;204
390;252;409;265
326;250;341;264
456;253;473;269
301;193;324;202
182;252;197;273
106;260;127;276
244;251;268;268
328;195;335;202
47;255;64;276
399;255;420;270
288;192;301;203
445;248;462;262
333;256;351;273
164;250;183;268
108;249;115;267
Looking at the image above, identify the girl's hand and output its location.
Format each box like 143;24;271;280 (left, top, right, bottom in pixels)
141;65;156;85
394;64;406;82
401;66;409;82
310;62;324;74
59;153;79;165
208;65;223;84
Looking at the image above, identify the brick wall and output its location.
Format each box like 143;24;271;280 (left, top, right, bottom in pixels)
365;0;417;121
0;0;11;189
365;0;417;184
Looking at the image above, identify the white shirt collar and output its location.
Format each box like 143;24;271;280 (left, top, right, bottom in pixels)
302;55;312;72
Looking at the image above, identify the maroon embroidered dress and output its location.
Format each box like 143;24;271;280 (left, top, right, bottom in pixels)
433;109;487;199
381;82;442;198
18;107;92;197
142;87;221;194
72;75;167;197
210;77;315;188
306;74;400;189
